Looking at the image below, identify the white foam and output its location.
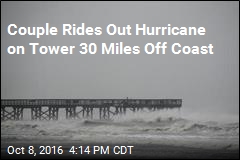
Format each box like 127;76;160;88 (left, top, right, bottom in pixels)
1;113;239;150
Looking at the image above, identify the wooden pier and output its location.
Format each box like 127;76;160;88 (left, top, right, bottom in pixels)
1;98;182;121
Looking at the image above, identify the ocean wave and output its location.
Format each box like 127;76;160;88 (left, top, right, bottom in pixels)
1;116;239;137
1;116;239;150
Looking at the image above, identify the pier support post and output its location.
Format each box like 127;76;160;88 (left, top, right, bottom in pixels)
1;107;5;121
31;106;41;120
66;106;76;119
49;106;59;120
15;107;24;120
90;107;93;119
99;107;102;120
1;107;17;121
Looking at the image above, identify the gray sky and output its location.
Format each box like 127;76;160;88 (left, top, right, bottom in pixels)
1;2;239;117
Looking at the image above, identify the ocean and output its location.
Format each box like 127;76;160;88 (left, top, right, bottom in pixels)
1;111;239;159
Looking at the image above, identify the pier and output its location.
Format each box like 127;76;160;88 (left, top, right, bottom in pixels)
1;98;182;121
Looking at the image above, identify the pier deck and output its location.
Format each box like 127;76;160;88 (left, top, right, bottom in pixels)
1;99;182;120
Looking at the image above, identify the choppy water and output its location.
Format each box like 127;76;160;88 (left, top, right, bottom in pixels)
1;111;239;150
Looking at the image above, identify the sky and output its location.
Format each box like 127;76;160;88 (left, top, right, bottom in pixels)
1;2;239;119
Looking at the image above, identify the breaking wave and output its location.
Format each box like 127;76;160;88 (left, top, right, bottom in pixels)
1;116;239;137
1;112;239;150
